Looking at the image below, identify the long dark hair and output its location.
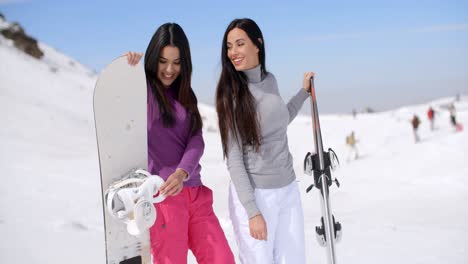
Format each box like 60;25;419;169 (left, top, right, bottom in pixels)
144;23;202;134
216;18;266;158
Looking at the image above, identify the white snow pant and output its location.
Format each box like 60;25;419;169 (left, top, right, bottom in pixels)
228;181;306;264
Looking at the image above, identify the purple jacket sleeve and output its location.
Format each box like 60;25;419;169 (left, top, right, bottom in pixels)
177;128;205;178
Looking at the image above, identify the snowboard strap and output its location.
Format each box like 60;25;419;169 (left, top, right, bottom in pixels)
105;169;166;236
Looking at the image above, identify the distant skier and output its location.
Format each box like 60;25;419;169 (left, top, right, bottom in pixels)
448;103;463;132
448;103;457;127
427;106;435;131
411;114;421;143
346;131;359;161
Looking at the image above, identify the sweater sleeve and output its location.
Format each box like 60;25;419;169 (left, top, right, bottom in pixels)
226;130;260;218
287;88;309;124
177;128;204;179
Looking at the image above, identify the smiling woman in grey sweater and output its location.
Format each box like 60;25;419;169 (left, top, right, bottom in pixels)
215;18;314;264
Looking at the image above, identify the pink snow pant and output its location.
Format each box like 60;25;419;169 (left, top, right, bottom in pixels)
150;185;235;264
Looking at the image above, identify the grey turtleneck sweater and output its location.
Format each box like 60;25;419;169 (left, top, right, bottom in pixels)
226;65;310;218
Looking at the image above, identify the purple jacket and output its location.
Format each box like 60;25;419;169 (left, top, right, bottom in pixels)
147;83;204;187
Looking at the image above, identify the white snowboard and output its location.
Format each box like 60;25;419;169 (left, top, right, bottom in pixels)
94;55;151;264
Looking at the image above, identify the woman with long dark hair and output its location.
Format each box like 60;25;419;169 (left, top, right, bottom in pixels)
216;18;314;263
126;22;234;264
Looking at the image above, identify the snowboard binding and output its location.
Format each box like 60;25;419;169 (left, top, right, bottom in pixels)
105;169;166;236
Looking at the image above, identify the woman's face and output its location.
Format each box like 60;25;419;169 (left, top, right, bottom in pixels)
226;28;259;71
158;45;181;88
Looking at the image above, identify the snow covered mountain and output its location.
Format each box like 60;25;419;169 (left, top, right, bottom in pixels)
1;19;467;264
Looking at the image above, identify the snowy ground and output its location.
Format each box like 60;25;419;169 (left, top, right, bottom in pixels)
1;33;467;264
